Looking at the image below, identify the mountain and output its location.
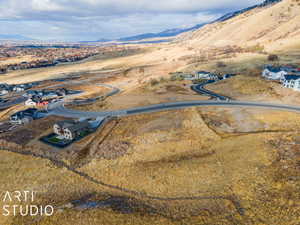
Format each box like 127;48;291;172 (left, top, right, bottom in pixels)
214;0;282;22
0;34;33;41
116;23;206;42
97;0;282;43
178;0;299;52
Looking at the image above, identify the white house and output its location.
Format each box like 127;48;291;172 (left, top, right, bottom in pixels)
54;120;92;140
13;86;25;92
25;99;37;107
281;75;300;91
195;71;219;80
262;66;287;80
0;89;8;96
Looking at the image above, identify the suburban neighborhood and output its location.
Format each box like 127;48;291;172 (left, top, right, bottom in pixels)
0;0;299;224
262;64;300;91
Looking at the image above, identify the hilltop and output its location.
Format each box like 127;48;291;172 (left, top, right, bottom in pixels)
96;0;282;44
178;0;300;52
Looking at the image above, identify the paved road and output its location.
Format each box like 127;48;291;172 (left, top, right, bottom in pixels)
191;80;230;101
48;83;121;118
47;80;300;119
49;100;300;119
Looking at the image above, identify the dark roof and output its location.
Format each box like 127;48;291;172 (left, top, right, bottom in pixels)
224;74;236;77
280;66;296;72
11;108;38;117
66;121;90;132
56;120;90;132
196;71;211;74
265;66;283;73
283;74;300;81
55;120;76;128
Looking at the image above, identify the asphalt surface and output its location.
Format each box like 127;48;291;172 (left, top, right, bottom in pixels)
5;80;300;122
48;83;121;118
191;80;230;101
49;100;300;119
47;79;300;119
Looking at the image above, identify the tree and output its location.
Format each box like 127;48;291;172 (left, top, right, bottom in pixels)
268;54;279;61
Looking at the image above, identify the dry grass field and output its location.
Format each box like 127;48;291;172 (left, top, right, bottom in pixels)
4;107;297;225
0;1;299;224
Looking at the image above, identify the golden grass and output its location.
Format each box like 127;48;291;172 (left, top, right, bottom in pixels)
0;106;299;224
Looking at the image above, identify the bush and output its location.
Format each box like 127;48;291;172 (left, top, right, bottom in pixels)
159;77;167;83
216;61;227;68
268;54;279;61
246;44;265;53
150;78;159;86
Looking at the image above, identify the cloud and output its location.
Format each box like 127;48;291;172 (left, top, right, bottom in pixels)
0;0;264;41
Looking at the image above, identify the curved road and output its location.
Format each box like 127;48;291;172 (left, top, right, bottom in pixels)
49;99;300;119
66;83;120;106
191;80;231;101
47;80;300;119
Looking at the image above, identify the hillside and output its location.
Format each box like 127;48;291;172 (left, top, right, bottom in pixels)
179;0;300;52
95;0;282;44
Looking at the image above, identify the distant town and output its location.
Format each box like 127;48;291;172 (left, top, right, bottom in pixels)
0;44;140;74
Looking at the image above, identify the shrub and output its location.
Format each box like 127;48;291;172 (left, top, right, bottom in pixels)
150;78;159;86
216;61;227;68
159;77;167;83
268;54;279;61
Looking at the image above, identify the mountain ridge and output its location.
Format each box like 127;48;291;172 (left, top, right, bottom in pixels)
97;0;282;43
178;0;299;52
0;34;33;41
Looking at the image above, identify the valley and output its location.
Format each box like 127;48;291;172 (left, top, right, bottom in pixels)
0;0;299;224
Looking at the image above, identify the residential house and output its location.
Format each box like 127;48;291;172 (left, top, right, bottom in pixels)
222;74;236;80
42;91;58;100
171;71;219;81
0;83;10;95
25;99;37;107
195;71;219;80
13;86;25;92
23;90;39;98
281;74;300;91
0;89;8;96
280;65;300;73
170;72;194;80
53;120;92;140
56;88;67;96
262;66;287;80
10;108;47;124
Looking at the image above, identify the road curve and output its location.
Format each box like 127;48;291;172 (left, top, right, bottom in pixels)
191;80;231;101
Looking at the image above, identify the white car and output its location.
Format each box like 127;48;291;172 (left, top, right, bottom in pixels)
25;99;37;107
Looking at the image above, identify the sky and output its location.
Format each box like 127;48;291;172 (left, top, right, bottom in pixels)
0;0;264;41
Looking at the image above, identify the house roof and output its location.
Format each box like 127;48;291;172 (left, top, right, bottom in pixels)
265;66;283;73
56;120;90;132
224;74;236;77
281;66;297;72
196;71;211;74
283;74;300;81
65;121;90;132
55;120;76;128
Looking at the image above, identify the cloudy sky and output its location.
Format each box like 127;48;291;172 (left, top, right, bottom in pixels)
0;0;263;41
